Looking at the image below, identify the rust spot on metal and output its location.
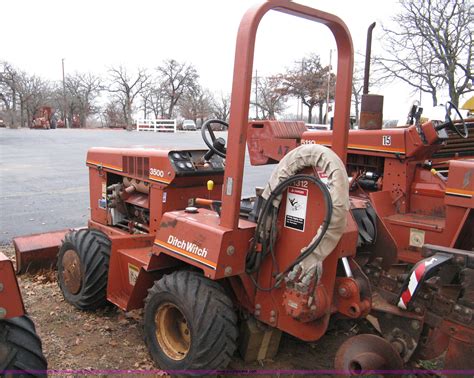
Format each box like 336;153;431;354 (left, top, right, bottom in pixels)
441;321;474;370
335;334;403;373
360;94;384;130
62;249;82;294
159;219;178;229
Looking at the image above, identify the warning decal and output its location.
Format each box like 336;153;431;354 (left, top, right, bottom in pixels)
409;228;425;248
99;181;107;209
284;186;308;232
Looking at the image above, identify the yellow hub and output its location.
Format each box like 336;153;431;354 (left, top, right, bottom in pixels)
155;302;191;360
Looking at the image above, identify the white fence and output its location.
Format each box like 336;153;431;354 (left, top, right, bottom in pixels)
306;123;330;130
136;119;176;133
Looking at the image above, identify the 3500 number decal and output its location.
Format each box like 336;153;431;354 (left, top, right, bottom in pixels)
149;168;165;177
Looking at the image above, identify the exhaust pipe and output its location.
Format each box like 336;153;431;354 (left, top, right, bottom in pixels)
363;22;376;96
359;22;384;130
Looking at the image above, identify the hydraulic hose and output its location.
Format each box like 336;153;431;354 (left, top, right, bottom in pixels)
245;144;350;291
246;174;333;290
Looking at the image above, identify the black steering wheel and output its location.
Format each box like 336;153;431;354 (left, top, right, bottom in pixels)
201;119;229;159
444;101;468;139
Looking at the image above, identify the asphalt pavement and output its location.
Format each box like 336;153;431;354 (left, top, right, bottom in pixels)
0;128;274;244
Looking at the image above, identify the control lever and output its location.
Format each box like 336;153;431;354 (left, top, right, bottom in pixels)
193;198;222;216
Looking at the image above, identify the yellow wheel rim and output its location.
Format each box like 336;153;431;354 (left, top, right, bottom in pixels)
155;302;191;360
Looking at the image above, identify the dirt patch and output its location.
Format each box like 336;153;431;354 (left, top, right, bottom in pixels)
2;245;365;374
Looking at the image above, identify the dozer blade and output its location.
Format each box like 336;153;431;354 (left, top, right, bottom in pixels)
12;229;70;274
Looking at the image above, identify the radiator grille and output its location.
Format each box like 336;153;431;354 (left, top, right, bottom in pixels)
122;156;150;178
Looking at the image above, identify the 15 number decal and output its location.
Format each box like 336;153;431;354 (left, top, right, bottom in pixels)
382;135;391;146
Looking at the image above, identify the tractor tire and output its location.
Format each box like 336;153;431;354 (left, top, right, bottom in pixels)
144;271;238;372
0;316;47;376
57;228;111;310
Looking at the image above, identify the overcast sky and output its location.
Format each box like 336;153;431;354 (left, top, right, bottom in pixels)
2;0;457;119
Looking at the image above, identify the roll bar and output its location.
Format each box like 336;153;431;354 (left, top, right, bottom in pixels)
221;0;354;229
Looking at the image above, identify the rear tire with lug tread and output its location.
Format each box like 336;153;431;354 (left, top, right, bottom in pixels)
144;271;238;372
0;315;47;376
57;229;111;310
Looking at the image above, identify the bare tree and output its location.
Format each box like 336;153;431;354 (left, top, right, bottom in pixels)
1;63;54;128
51;83;75;127
351;70;363;126
252;75;288;119
140;90;151;119
108;66;149;126
17;73;53;128
64;72;101;127
284;54;335;123
157;59;198;118
211;92;231;121
0;61;20;127
375;0;473;106
179;85;213;124
102;100;126;128
141;80;169;119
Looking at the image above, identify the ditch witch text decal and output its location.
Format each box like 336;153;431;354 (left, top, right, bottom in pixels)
167;235;209;257
154;235;217;270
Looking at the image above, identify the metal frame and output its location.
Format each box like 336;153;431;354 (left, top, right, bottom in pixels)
221;0;353;230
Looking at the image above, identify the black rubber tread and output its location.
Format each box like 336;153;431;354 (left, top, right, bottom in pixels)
0;315;47;376
144;271;238;371
57;228;111;310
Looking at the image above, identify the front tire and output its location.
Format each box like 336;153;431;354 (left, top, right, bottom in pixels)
144;271;238;371
0;316;47;376
57;229;111;310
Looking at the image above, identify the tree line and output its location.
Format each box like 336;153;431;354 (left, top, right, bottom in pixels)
374;0;472;107
0;59;234;129
0;54;336;129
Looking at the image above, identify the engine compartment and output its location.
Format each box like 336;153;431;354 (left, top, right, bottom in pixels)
87;147;226;235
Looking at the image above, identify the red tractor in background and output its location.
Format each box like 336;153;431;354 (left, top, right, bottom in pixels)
12;0;473;374
30;106;53;129
0;253;47;374
30;106;80;129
